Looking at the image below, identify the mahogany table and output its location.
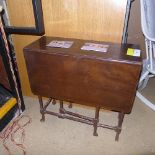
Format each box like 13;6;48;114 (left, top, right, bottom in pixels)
24;36;142;140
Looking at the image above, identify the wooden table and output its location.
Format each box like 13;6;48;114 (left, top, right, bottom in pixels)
24;36;142;140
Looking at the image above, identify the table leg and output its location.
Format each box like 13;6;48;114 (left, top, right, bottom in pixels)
59;100;64;114
38;96;45;122
115;112;125;141
93;107;100;136
52;99;56;105
68;102;72;108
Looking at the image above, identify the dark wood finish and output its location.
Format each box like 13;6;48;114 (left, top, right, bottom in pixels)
24;36;142;113
38;96;125;141
23;36;142;140
93;107;100;136
115;112;125;141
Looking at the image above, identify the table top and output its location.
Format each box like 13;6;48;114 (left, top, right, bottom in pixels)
24;36;142;113
24;36;142;65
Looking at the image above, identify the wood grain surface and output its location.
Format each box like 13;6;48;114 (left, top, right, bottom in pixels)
24;36;142;113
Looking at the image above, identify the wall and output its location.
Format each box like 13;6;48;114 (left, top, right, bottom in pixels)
7;0;127;96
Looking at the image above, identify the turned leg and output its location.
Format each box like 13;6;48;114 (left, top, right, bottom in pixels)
68;102;72;108
52;99;56;105
38;96;45;122
59;100;64;114
115;112;125;141
93;107;100;136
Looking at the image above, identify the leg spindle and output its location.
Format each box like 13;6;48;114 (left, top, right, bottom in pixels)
93;107;100;136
